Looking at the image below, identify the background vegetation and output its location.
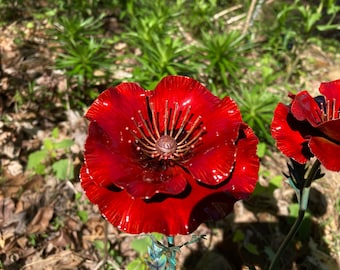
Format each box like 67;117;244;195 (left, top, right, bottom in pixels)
0;0;339;269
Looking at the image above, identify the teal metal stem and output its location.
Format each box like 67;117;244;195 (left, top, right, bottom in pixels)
167;236;176;270
269;160;321;270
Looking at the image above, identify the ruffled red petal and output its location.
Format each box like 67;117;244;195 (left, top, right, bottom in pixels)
150;76;221;115
290;91;323;127
223;124;259;199
309;136;340;171
319;79;340;112
85;121;189;199
149;76;222;133
183;96;242;185
271;103;312;163
80;165;238;235
84;122;141;188
199;96;242;150
81;158;259;235
114;164;189;199
318;119;340;143
80;122;260;235
85;82;149;152
185;141;236;185
80;127;259;235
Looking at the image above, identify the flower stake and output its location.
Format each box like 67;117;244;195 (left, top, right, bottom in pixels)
80;75;259;268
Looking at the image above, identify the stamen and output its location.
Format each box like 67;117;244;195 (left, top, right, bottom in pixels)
327;100;330;121
177;116;203;145
177;127;206;151
149;102;161;139
317;98;340;123
164;100;169;136
130;117;155;146
137;110;157;143
320;102;325;122
169;102;179;137
125;102;207;161
174;106;191;140
126;127;156;152
176;137;203;154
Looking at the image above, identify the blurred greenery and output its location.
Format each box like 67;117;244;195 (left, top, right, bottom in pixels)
1;0;337;145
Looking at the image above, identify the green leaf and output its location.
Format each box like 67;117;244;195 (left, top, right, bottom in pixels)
269;175;283;189
43;138;54;151
54;139;74;149
252;175;283;197
151;232;163;241
77;210;88;223
256;142;267;158
52;159;74;180
52;127;59;139
288;203;299;218
232;229;245;243
264;246;275;261
35;164;46;175
127;259;147;270
27;150;48;171
244;243;260;255
316;24;340;31
131;237;152;255
93;239;105;251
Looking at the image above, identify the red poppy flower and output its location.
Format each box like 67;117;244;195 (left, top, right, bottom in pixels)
80;75;259;235
271;79;340;171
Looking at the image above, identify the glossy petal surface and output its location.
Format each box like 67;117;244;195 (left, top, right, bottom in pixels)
84;122;140;187
80;75;260;234
114;163;188;199
86;82;148;150
318;119;340;142
185;97;242;185
151;76;221;122
319;79;340;112
309;136;340;171
291;91;322;127
81;165;238;235
271;79;340;172
224;124;260;199
271;103;312;163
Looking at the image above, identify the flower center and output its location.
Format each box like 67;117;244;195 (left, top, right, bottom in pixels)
155;135;177;157
319;97;340;122
126;100;206;160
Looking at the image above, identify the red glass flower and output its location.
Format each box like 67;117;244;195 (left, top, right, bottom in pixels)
271;79;340;171
80;75;259;235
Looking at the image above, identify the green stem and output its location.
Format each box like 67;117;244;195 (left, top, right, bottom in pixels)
269;160;321;270
268;208;305;270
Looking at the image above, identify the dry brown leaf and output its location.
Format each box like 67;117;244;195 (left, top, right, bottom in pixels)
27;206;54;234
23;174;44;191
23;250;82;270
0;173;26;197
0;197;15;226
51;229;74;249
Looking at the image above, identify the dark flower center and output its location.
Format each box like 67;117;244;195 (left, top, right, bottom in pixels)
126;100;206;160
